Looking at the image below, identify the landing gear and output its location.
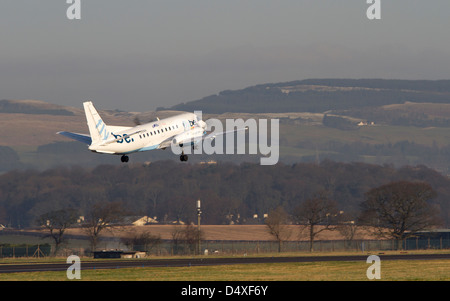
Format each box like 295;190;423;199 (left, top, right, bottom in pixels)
180;151;188;162
121;155;129;163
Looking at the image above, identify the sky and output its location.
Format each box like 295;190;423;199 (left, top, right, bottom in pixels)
1;0;450;111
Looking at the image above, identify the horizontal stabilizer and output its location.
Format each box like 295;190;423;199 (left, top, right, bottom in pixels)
57;131;92;145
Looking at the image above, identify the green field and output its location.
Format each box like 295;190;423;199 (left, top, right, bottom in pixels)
1;252;449;281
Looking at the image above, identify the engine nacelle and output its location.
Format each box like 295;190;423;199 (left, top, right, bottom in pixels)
172;128;205;146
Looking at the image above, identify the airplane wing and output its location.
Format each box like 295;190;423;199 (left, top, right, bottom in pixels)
57;131;92;145
157;135;179;149
157;126;248;149
204;127;248;141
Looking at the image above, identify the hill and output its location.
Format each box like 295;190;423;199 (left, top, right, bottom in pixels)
0;99;77;116
165;79;450;114
3;79;450;173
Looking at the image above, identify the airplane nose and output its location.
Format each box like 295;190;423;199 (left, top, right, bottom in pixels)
198;120;207;129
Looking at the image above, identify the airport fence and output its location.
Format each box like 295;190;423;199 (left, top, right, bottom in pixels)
128;237;450;256
166;239;450;254
0;244;52;258
1;238;449;258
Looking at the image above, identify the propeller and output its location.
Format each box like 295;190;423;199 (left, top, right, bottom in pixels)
133;116;141;125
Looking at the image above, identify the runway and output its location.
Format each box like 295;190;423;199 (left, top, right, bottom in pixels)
1;253;449;274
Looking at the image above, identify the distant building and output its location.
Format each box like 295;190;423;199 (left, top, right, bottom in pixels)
123;216;158;226
415;229;450;240
357;121;375;126
407;229;450;249
171;220;185;225
199;160;217;165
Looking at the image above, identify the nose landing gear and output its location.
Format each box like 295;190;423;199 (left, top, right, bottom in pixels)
121;155;129;163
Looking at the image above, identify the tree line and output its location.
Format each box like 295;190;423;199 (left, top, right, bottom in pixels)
26;179;445;254
265;181;442;252
0;160;448;230
295;139;450;174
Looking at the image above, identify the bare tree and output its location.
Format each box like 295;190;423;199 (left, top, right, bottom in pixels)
121;231;161;254
360;181;442;249
293;197;339;252
170;225;185;255
148;181;163;213
37;208;78;256
183;224;204;255
82;202;126;251
336;211;359;246
170;224;204;255
265;206;292;252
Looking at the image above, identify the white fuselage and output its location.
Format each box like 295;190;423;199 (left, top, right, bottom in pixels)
89;112;199;155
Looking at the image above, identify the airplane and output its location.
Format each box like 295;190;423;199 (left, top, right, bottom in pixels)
57;101;242;163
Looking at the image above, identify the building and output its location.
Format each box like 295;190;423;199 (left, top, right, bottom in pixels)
123;216;158;226
406;229;450;249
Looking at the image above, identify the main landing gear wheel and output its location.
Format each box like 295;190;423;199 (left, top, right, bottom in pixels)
180;153;188;162
121;155;129;163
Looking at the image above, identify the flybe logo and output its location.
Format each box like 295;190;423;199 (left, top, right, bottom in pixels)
112;133;133;144
183;120;196;129
95;119;110;140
